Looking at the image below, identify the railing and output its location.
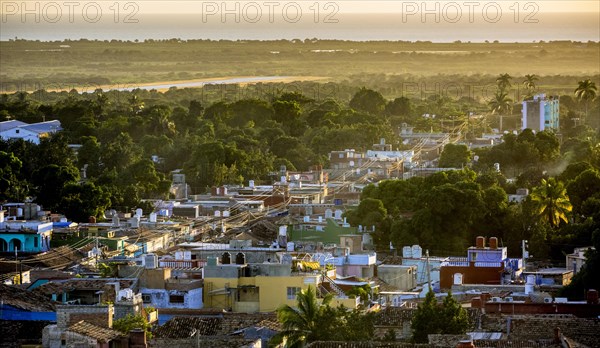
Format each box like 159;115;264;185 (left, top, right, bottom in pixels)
441;261;503;268
321;272;347;298
159;259;206;269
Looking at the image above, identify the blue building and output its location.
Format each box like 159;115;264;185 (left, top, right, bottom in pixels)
0;211;53;253
521;94;560;132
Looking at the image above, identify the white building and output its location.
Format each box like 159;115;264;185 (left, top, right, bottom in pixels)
566;246;594;275
0;120;62;144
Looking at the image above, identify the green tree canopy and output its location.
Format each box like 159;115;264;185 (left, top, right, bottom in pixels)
411;291;469;343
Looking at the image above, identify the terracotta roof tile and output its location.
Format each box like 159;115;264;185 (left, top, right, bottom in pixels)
153;317;221;338
66;320;123;343
0;283;57;311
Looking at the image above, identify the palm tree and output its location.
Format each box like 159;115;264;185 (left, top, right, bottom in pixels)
273;286;333;347
522;74;539;99
496;73;513;92
530;178;572;228
488;91;513;131
574;79;598;122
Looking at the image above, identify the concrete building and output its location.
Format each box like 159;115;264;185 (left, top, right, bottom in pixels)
203;257;358;313
377;264;418;292
138;267;203;310
521;94;560;131
566;246;594;275
0;210;53;253
439;236;523;289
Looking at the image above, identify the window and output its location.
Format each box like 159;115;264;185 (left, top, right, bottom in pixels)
142;294;152;303
169;294;185;303
15;129;20;134
287;287;301;300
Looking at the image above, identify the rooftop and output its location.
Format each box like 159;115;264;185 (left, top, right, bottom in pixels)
66;320;123;343
0;283;57;311
33;278;136;295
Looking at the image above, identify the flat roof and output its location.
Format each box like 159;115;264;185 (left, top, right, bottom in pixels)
523;268;573;275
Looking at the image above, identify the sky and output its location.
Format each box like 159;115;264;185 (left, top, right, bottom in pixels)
0;0;598;41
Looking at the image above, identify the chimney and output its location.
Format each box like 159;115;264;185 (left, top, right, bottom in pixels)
456;340;475;348
129;329;147;348
553;327;561;344
587;289;599;304
489;237;498;249
476;236;485;248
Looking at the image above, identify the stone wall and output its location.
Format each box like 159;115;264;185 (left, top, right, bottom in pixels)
56;304;113;328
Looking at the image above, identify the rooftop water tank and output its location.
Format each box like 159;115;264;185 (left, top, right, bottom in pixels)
411;245;422;258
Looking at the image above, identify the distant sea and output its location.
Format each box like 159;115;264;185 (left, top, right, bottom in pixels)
1;12;599;42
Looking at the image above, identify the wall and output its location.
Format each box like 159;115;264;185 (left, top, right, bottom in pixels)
0;305;56;321
378;265;417;291
439;262;504;289
0;128;40;143
140;268;170;289
141;287;203;309
55;304;113;329
401;258;443;285
204;264;244;278
114;295;144;320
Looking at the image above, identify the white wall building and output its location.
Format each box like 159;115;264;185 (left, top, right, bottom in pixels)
0;120;62;144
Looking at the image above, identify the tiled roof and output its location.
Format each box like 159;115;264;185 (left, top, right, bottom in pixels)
254;318;282;332
217;312;277;335
153;312;279;339
33;278;136;295
307;342;435;348
66;320;123;343
0;283;57;311
374;307;481;329
472;340;561;347
374;307;416;326
153;317;221;338
27;244;91;269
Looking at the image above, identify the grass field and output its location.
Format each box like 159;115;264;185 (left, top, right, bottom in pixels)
1;39;598;93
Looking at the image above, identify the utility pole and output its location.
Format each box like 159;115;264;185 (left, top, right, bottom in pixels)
522;240;528;272
14;247;18;285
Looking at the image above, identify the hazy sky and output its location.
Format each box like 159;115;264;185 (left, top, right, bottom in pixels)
128;0;598;14
1;0;598;41
1;1;598;14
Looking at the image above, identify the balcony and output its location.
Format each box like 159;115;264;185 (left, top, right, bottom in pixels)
159;259;206;269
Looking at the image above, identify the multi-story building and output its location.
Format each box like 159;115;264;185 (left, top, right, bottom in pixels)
203;255;358;313
521;94;560;131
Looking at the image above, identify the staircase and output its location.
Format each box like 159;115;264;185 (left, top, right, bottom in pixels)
321;272;347;298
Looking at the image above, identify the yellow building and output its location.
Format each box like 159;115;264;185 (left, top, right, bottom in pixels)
203;259;358;313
